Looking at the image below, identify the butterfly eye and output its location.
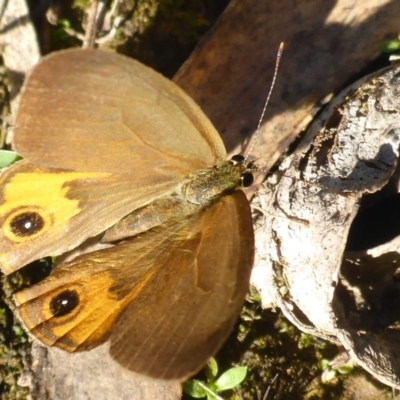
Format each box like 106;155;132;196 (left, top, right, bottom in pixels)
230;154;245;165
50;289;80;318
241;172;254;187
9;211;45;237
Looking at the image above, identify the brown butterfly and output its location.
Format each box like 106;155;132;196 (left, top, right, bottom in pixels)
0;49;255;380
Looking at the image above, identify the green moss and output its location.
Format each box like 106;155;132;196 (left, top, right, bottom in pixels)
0;291;29;399
0;258;53;399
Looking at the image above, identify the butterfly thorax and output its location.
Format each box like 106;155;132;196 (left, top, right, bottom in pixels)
181;161;250;205
103;158;254;243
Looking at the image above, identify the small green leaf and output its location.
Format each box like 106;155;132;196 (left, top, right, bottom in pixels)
214;366;247;392
205;358;218;381
321;369;336;383
337;363;354;375
298;333;312;349
0;150;21;169
318;359;329;370
183;380;207;398
58;18;72;29
380;40;400;53
12;325;24;338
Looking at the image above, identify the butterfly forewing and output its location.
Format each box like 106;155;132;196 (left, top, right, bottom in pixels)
15;49;227;173
0;161;180;273
0;49;228;274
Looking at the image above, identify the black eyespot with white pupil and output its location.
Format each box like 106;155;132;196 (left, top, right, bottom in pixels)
50;290;80;317
9;212;45;237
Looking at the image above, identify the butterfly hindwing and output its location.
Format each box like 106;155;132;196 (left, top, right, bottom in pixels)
13;191;254;380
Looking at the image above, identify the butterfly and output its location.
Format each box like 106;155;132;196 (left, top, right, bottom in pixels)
0;49;255;380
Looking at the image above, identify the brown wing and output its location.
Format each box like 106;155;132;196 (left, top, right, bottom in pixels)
0;161;178;274
13;190;254;380
0;49;228;273
15;49;227;173
111;190;255;380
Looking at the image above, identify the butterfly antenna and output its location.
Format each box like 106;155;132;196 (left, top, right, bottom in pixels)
245;42;284;162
